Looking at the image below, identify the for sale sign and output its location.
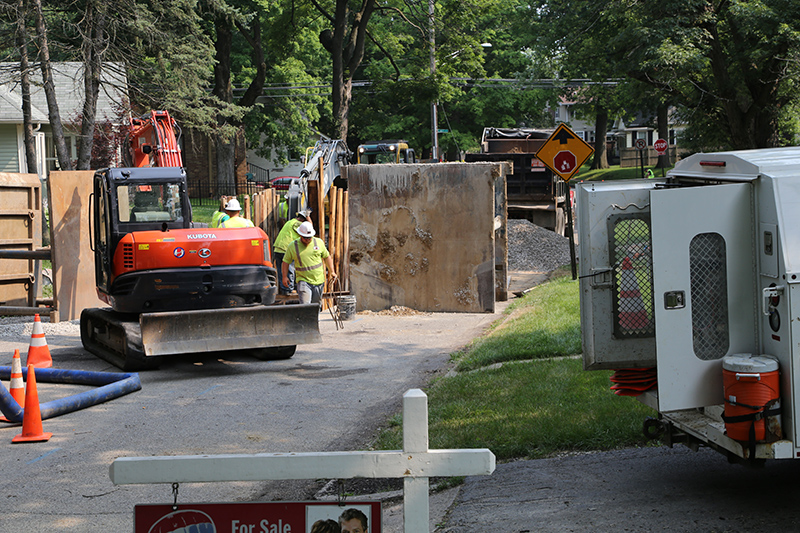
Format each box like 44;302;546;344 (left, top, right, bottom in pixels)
135;501;381;533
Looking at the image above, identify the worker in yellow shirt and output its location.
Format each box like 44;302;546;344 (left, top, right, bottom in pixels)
273;209;311;294
281;221;335;305
220;198;254;228
210;195;229;228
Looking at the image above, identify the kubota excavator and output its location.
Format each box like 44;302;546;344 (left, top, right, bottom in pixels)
80;111;321;370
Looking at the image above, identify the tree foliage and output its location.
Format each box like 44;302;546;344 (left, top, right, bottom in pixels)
611;0;800;150
2;0;799;172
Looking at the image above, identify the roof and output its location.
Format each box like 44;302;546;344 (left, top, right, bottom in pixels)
0;62;128;125
669;147;800;182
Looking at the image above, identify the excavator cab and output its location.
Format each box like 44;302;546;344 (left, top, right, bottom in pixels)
92;167;192;296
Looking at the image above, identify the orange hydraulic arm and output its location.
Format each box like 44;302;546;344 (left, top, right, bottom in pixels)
128;110;183;167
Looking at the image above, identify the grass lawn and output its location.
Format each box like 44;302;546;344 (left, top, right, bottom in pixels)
374;267;656;461
191;204;217;226
573;162;673;183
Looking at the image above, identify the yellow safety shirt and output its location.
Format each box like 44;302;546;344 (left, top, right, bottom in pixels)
283;237;329;286
221;215;254;228
211;210;225;228
273;219;302;254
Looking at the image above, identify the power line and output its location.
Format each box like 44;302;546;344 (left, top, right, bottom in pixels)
233;78;622;99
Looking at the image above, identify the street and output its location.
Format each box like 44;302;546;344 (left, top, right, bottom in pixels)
0;309;497;532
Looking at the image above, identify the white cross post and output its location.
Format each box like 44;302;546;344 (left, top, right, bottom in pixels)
110;389;495;533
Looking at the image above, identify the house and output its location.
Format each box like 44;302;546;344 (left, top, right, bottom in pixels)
0;62;128;178
546;94;685;166
545;95;596;144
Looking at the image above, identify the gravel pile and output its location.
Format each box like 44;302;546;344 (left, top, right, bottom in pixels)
507;219;571;272
0;316;80;338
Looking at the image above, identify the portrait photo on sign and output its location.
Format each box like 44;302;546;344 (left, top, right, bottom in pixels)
306;504;372;532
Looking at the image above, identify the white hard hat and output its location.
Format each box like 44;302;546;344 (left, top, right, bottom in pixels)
297;221;316;237
297;208;312;218
225;198;241;211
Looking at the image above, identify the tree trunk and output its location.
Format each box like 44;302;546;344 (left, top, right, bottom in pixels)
76;1;106;170
657;103;670;168
16;0;38;176
334;79;352;141
213;15;236;190
32;0;73;171
321;0;376;143
590;107;609;170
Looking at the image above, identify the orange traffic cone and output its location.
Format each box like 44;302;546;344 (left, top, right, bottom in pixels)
26;314;52;368
9;349;24;408
618;257;651;331
0;349;25;423
12;365;52;443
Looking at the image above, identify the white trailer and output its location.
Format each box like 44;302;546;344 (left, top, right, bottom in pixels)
577;147;800;464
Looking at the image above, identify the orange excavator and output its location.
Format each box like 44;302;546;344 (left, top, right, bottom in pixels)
80;111;321;370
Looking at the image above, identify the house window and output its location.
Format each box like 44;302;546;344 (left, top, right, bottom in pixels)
45;133;78;171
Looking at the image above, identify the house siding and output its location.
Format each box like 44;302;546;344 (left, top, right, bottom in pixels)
0;124;19;172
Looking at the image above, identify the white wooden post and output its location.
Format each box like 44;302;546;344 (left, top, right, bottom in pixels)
403;388;429;532
110;389;495;533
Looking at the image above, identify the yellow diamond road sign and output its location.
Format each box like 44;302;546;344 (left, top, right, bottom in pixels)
537;123;595;182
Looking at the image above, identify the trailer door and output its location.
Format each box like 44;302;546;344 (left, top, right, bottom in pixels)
651;183;756;412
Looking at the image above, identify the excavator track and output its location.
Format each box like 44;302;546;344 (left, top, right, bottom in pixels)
81;304;321;371
80;308;161;371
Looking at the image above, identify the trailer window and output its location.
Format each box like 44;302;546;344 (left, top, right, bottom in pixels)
690;232;729;360
609;215;655;339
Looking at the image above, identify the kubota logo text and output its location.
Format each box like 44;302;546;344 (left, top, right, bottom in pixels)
187;233;217;240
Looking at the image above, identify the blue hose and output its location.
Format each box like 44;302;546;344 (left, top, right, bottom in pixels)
0;367;141;423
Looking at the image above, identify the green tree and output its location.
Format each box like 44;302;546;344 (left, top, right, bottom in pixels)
308;0;378;143
242;0;330;166
612;0;800;150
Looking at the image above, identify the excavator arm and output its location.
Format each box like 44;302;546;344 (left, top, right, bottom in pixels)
126;110;183;168
286;137;351;219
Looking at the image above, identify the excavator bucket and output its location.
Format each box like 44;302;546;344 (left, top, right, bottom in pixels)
139;304;322;356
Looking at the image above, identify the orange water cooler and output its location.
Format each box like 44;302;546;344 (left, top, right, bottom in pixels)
722;354;781;443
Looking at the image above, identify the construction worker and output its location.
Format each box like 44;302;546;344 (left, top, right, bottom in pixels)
220;198;254;228
281;221;336;305
210;195;229;228
273;209;311;294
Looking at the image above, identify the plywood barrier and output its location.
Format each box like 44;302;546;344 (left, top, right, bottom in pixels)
48;171;107;321
346;163;503;313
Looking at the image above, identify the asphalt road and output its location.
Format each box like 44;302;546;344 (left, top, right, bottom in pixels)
0;308;498;532
441;446;800;532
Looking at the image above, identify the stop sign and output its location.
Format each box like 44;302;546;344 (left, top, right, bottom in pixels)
654;138;668;154
554;150;577;174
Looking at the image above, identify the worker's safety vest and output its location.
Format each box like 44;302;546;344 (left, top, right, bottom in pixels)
286;237;328;286
221;215;254;228
211;210;225;228
273;219;302;254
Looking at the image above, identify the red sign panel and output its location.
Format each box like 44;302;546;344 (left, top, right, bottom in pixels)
553;151;577;175
654;138;668;154
135;501;381;533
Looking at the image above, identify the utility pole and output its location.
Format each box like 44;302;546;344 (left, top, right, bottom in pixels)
429;0;438;161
